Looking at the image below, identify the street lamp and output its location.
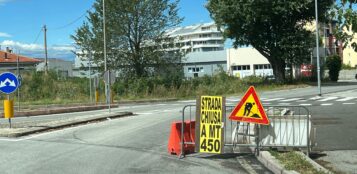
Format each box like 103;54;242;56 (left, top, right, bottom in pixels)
315;0;322;96
103;0;111;112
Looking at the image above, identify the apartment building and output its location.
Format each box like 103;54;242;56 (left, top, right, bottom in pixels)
166;22;227;78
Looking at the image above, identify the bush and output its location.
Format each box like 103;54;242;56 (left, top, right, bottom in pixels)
326;55;342;82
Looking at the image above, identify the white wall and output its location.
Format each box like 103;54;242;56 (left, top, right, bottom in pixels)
227;48;273;78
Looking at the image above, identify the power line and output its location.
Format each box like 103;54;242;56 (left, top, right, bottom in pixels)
33;28;42;44
49;7;93;30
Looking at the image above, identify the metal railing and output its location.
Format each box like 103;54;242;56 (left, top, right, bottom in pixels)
180;104;311;158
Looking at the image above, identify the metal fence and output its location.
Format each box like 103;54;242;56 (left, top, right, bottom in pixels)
180;104;311;158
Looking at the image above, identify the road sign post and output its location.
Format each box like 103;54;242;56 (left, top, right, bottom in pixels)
0;72;19;128
195;96;225;154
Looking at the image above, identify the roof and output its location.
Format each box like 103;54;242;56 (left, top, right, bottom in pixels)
166;22;219;37
0;50;41;64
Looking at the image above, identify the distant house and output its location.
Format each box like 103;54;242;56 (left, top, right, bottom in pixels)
36;58;74;77
0;47;41;72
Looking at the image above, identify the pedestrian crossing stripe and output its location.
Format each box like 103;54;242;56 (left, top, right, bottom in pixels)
229;86;269;125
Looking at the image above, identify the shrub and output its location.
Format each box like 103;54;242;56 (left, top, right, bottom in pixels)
326;55;342;82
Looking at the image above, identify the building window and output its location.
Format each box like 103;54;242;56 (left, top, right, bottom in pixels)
188;67;203;73
232;65;250;71
254;64;271;70
201;26;210;31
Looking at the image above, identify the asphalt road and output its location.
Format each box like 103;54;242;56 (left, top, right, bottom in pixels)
0;81;356;173
0;100;271;174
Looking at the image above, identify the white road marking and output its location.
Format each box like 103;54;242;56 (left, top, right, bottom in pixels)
261;98;285;101
156;104;168;106
317;97;338;102
280;98;302;102
343;103;355;105
299;103;312;106
227;99;240;102
277;103;291;105
336;97;356;102
136;112;153;115
178;100;195;103
310;96;323;100
320;103;333;106
297;100;308;102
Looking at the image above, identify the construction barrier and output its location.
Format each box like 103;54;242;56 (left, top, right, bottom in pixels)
168;120;195;156
178;104;312;158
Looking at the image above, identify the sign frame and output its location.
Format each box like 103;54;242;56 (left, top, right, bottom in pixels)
0;72;19;94
229;86;269;125
195;96;225;154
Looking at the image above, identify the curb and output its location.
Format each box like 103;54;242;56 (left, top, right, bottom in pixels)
12;105;119;117
2;98;178;117
295;151;332;174
118;98;178;104
255;150;298;174
1;111;133;138
254;149;332;174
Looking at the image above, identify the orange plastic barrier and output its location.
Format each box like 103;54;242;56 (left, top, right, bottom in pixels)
167;120;195;156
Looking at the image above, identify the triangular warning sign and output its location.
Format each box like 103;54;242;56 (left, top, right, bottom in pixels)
229;86;269;125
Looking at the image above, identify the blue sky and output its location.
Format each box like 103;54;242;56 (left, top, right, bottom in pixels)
0;0;212;61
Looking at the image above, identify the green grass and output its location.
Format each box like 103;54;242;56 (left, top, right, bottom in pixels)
11;71;311;107
270;151;328;174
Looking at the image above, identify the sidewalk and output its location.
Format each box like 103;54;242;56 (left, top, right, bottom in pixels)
0;110;133;138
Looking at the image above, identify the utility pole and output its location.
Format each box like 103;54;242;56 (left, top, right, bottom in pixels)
89;51;92;103
103;0;111;112
315;0;322;96
43;25;48;75
17;50;20;111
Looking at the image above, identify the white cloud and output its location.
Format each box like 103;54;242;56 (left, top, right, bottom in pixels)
0;40;76;60
1;40;42;51
0;32;11;38
52;45;75;51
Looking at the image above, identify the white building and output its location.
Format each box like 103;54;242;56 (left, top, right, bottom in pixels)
73;51;101;78
166;22;227;78
73;22;227;78
227;48;273;78
166;22;225;53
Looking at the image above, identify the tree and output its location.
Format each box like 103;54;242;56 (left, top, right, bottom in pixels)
71;0;184;79
207;0;333;83
326;55;342;81
331;0;357;52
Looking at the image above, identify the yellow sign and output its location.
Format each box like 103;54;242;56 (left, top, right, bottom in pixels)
229;86;269;125
198;96;224;153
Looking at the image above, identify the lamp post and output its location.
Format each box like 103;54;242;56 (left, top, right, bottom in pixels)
315;0;322;96
103;0;111;112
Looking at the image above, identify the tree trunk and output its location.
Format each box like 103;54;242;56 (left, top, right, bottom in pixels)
271;60;286;83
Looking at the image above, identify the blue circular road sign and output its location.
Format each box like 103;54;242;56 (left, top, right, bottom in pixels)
0;72;19;94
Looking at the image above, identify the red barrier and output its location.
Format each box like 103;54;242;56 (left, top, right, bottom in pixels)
167;120;195;156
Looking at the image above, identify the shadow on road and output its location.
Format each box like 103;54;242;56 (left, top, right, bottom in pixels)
308;81;357;87
200;152;252;159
